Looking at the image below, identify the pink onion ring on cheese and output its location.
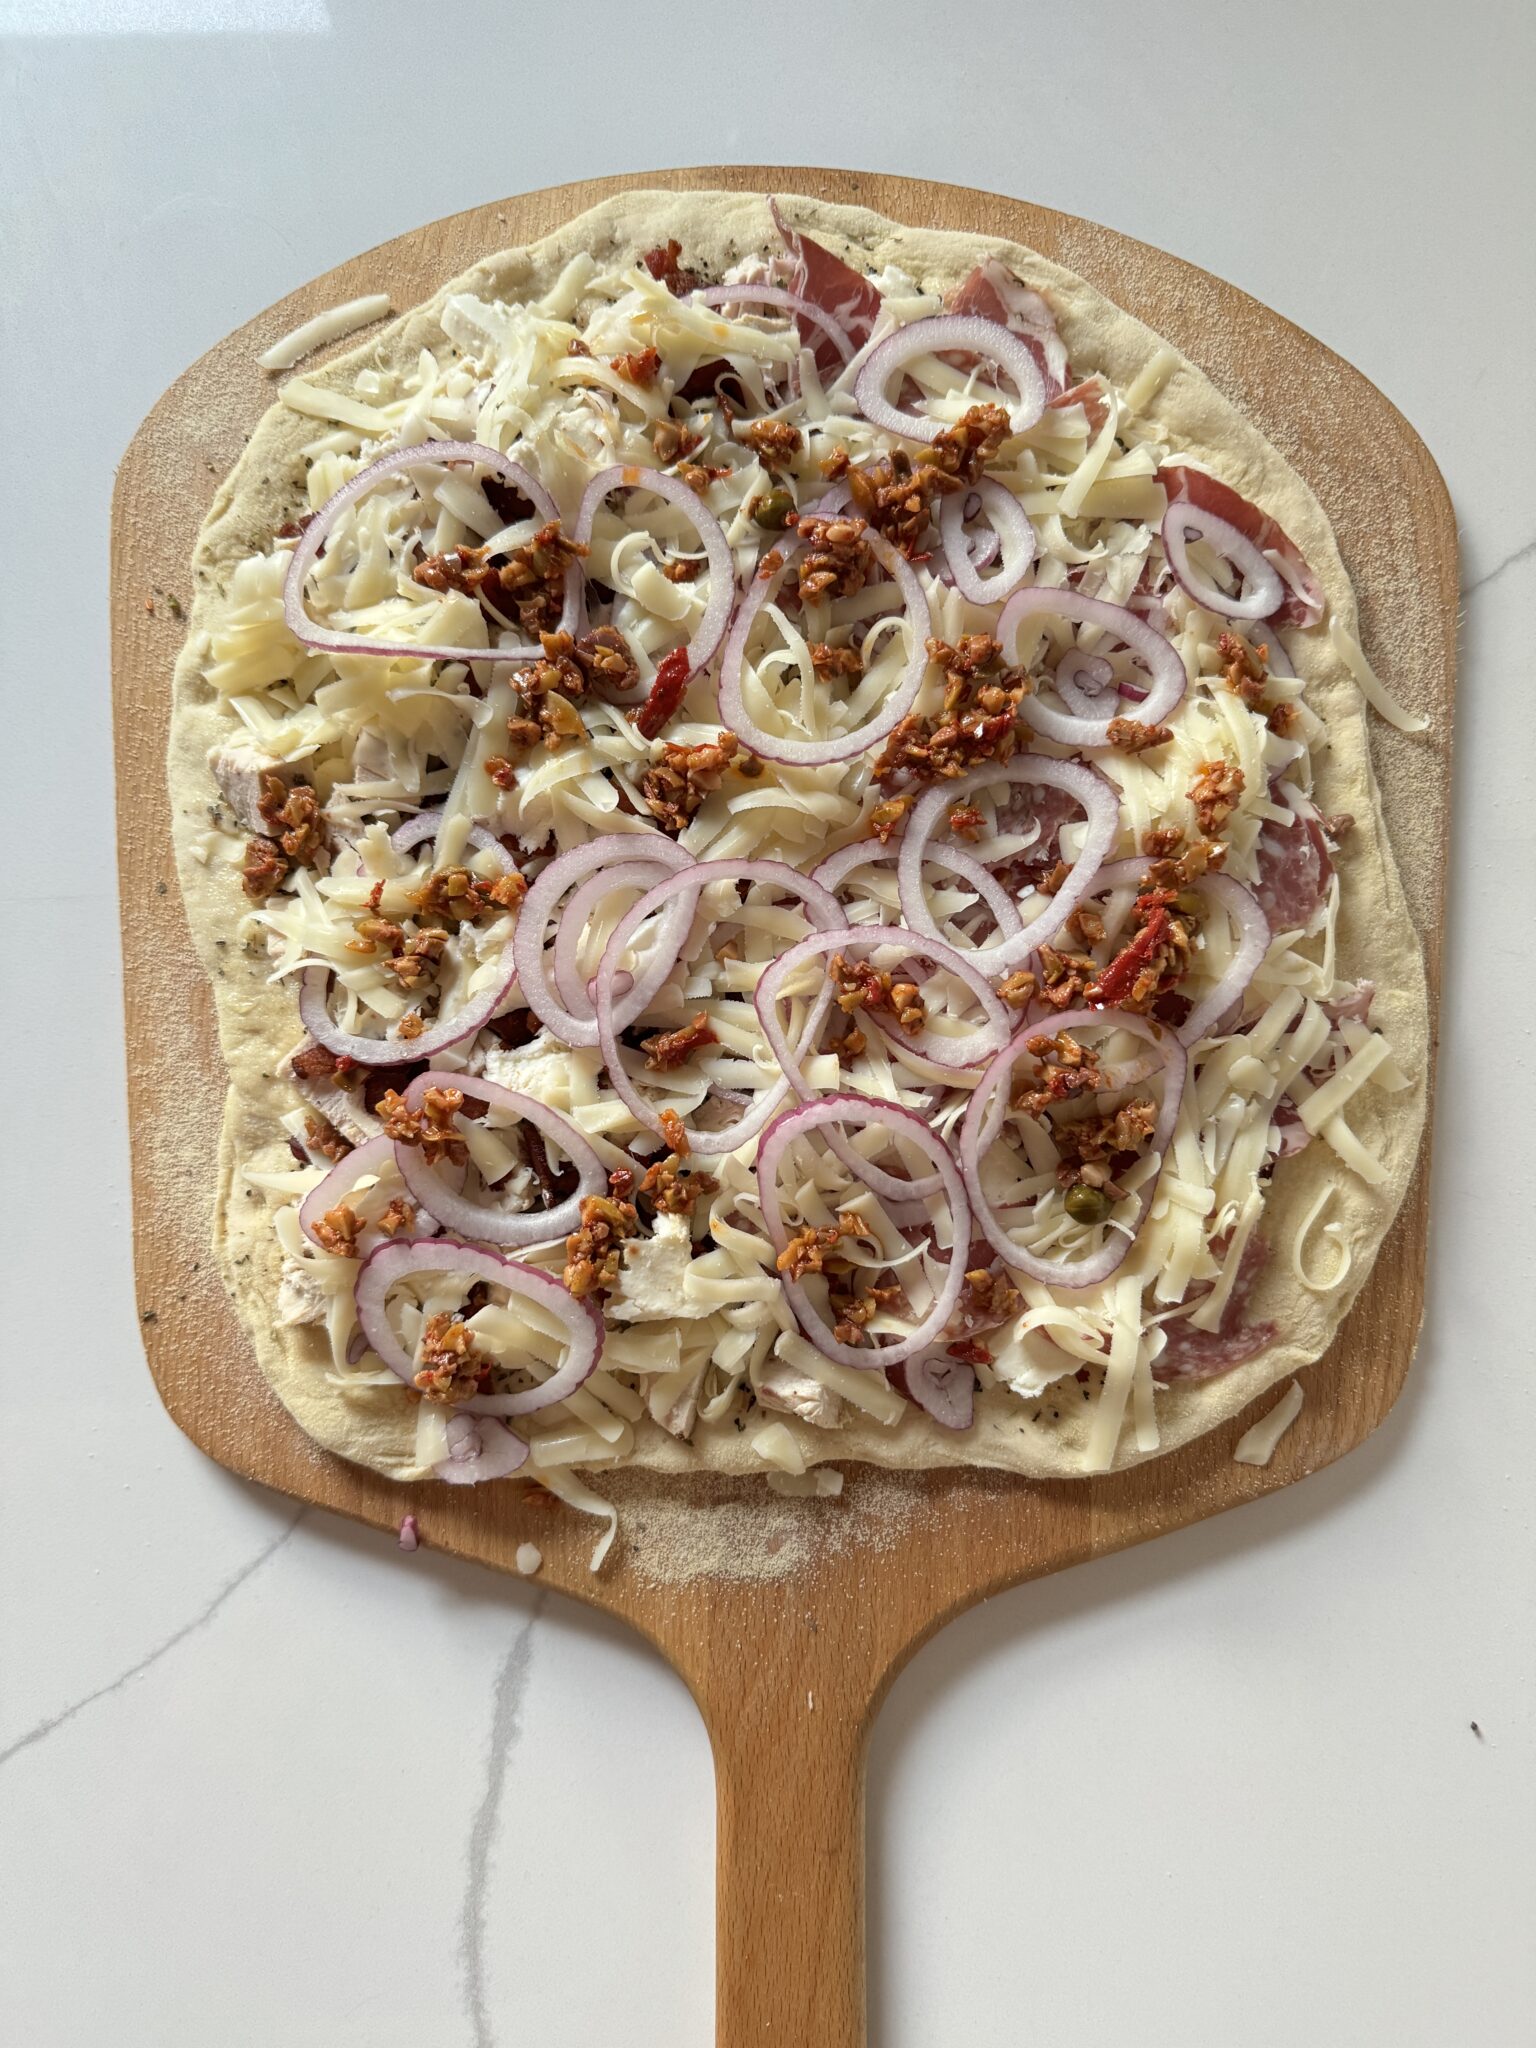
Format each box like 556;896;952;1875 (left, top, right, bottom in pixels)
897;755;1120;970
394;1070;605;1247
998;586;1188;747
572;463;736;676
959;1009;1186;1291
284;440;579;663
854;315;1047;443
593;858;842;1156
756;1093;970;1368
355;1236;601;1418
887;1353;977;1430
938;478;1037;604
298;949;517;1067
438;1412;529;1485
717;525;930;765
1161;500;1285;621
513;832;696;1050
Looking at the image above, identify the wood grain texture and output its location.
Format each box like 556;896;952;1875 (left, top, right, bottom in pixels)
112;167;1455;2047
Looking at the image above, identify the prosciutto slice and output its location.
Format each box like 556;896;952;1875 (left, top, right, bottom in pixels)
769;199;882;377
1157;464;1324;628
945;258;1069;395
1254;811;1332;931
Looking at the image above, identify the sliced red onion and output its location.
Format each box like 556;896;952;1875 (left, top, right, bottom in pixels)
551;859;682;1021
390;812;517;869
813;836;1025;944
854;316;1046;444
717;525;929;765
438;1414;529;1485
1173;873;1269;1046
298;941;517;1066
998;588;1187;747
960;1009;1186;1291
395;1070;605;1246
1052;649;1115;717
888;1354;977;1430
1161;501;1285;621
898;755;1120;970
284;440;578;663
355;1236;600;1416
690;283;855;364
756;1094;970;1368
755;926;1011;1080
513;833;696;1049
593;858;841;1156
938;478;1037;604
299;1133;400;1253
572;464;736;674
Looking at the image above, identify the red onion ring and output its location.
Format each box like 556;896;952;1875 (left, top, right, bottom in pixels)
1052;649;1115;717
756;1093;970;1368
813;838;1024;944
755;926;1011;1081
998;587;1187;747
390;812;517;869
898;755;1120;969
888;1354;977;1430
299;1133;406;1254
960;1010;1186;1290
355;1236;601;1416
298;941;517;1066
551;859;679;1021
1161;501;1285;621
1172;872;1270;1046
395;1070;605;1246
938;478;1037;604
593;858;841;1156
572;464;736;675
284;440;578;664
513;833;696;1049
854;315;1047;444
717;526;929;766
690;284;855;364
438;1412;529;1485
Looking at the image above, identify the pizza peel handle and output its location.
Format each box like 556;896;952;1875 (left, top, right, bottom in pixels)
688;1622;876;2039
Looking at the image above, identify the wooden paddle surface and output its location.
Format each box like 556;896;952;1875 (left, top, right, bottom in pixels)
112;169;1455;2046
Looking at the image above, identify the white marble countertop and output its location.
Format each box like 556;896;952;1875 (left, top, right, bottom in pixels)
4;3;1533;2042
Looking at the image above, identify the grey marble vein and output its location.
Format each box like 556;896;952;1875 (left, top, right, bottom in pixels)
459;1599;544;2048
0;1508;305;1770
1464;533;1536;596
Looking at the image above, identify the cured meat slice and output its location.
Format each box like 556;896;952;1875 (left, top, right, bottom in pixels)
1254;811;1331;931
945;258;1069;394
769;199;881;377
1157;463;1324;627
1154;1235;1277;1382
1047;375;1111;432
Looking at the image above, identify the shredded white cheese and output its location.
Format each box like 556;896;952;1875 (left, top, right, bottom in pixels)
260;294;393;372
1233;1381;1304;1466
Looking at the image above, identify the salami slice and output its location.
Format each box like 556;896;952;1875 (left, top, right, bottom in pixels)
1154;1235;1277;1382
1156;464;1324;628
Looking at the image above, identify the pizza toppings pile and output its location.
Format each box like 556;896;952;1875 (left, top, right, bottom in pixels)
197;202;1415;1542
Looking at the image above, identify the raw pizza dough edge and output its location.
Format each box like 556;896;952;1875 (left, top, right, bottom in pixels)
169;189;1430;1487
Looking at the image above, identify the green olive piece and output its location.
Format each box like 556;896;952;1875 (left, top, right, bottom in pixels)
1064;1183;1111;1226
751;489;795;531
